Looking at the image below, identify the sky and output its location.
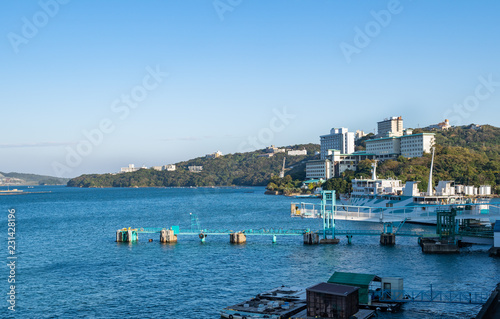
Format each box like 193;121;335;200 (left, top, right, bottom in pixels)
1;0;500;178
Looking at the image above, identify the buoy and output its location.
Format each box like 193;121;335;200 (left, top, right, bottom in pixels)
149;239;153;242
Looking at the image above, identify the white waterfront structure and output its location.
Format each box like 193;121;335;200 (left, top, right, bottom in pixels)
320;128;355;159
479;185;492;195
288;149;307;156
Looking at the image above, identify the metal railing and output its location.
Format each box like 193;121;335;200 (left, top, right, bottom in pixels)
379;289;491;305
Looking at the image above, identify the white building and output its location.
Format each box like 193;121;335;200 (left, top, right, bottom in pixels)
320;128;355;159
151;166;163;171
306;150;376;179
163;164;176;171
366;137;401;158
355;130;366;140
288;149;307;156
400;133;435;158
366;132;435;159
330;150;376;177
306;160;331;180
188;166;203;173
378;116;404;137
265;145;286;153
427;119;451;130
120;164;141;173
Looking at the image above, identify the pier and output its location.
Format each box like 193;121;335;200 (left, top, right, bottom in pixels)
116;190;497;256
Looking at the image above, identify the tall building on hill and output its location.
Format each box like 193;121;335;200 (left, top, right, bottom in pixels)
378;116;403;137
320;128;355;159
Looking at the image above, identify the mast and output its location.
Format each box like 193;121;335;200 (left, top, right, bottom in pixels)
427;147;435;196
371;160;378;180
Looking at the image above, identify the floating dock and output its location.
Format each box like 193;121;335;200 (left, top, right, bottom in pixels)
220;286;307;319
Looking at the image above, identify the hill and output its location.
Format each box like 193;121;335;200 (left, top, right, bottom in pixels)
0;172;70;186
67;144;320;188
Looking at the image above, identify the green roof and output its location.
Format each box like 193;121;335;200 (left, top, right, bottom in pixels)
327;272;380;287
327;272;381;305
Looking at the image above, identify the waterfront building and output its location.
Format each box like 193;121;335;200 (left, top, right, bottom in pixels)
306;160;331;180
479;185;492;195
320;128;355;159
288;149;307;156
377;116;404;137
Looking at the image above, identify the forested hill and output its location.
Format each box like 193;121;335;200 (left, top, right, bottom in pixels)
67;144;320;188
0;172;69;185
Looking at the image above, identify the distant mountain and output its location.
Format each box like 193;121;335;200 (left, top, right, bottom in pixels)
0;172;70;186
67;144;320;188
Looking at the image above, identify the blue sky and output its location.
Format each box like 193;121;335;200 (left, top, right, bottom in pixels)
1;0;500;177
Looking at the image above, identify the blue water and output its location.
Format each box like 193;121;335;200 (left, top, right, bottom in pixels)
1;186;499;318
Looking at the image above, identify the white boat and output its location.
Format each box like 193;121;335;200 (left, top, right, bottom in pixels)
340;148;490;222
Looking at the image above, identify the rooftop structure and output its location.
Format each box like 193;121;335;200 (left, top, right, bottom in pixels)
378;116;403;137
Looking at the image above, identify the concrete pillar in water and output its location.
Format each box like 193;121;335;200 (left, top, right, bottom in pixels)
380;233;396;245
272;235;277;243
116;230;123;242
160;229;177;243
230;232;246;244
303;232;319;245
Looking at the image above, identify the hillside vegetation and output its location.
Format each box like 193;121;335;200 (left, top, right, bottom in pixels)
0;172;69;185
67;144;319;188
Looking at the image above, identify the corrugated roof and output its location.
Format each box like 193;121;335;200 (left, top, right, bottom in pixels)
327;272;381;287
307;282;358;296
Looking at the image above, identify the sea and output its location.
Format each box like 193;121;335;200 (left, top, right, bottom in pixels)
1;186;499;318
